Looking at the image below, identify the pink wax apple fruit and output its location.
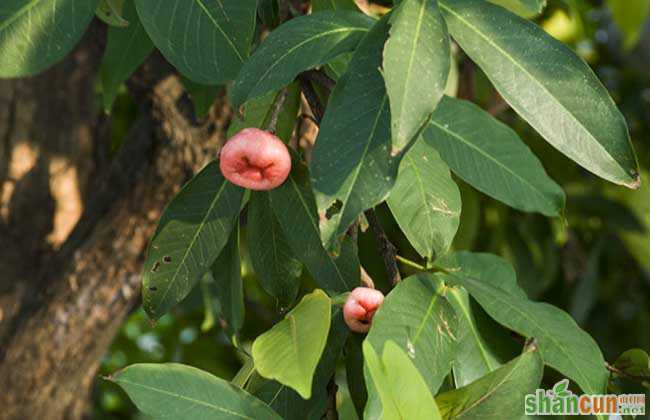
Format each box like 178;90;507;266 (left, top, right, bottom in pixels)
343;287;385;333
219;128;292;190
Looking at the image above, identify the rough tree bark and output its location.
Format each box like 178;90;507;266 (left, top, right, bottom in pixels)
0;23;230;419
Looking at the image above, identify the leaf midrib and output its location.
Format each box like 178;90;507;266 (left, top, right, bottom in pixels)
243;25;369;101
0;0;43;32
114;378;256;419
447;271;600;395
391;0;429;144
287;176;351;291
438;1;614;167
192;0;244;62
155;180;228;311
428;118;557;213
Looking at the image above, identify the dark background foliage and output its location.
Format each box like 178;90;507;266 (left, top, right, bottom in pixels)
90;0;650;417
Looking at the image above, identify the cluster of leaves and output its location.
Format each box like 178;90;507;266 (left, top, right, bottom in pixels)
2;0;649;419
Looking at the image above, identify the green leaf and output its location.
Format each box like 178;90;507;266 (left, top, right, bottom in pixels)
134;0;257;85
257;0;279;29
210;226;244;342
489;0;546;17
614;349;650;378
436;348;543;419
110;363;281;419
312;15;399;249
182;79;220;119
231;11;374;107
248;307;348;420
345;334;368;420
0;0;100;78
142;162;244;319
387;138;461;261
96;0;128;27
424;97;565;216
100;0;154;112
252;290;332;399
248;191;302;306
268;157;357;294
384;0;450;155
606;0;650;50
312;0;358;12
367;273;458;394
439;252;610;395
439;0;640;188
364;340;443;420
447;287;504;387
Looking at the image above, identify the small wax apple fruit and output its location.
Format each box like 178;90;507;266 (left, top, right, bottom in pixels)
343;287;385;333
219;128;291;190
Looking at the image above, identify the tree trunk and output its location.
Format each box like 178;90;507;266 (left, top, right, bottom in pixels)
0;23;230;419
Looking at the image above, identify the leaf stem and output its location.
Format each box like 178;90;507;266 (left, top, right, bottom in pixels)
265;87;289;133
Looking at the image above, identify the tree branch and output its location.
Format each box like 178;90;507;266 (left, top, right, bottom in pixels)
364;208;401;287
265;87;289;134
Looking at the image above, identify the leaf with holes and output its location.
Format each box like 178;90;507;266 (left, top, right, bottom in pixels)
142;161;244;319
134;0;257;85
268;157;358;294
366;273;458;394
231;11;373;107
387;138;461;261
252;290;331;399
439;0;639;188
311;15;399;249
0;0;100;78
110;363;281;419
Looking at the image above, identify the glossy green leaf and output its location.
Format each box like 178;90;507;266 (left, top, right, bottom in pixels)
100;0;154;112
96;0;128;27
312;16;399;249
606;0;650;50
384;0;450;154
268;157;357;294
248;192;302;306
364;340;443;420
248;308;348;420
142;162;244;319
231;11;374;107
367;273;458;394
424;97;565;216
252;290;332;399
387;138;461;261
439;252;610;395
210;226;244;342
489;0;546;17
436;348;544;419
110;363;281;419
135;0;257;85
439;0;640;188
0;0;100;78
447;287;503;387
257;0;279;29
